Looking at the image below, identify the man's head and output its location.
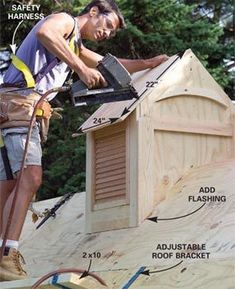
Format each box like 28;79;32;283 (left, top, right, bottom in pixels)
79;0;126;41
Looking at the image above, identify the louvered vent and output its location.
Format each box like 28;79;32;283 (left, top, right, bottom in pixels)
94;127;126;204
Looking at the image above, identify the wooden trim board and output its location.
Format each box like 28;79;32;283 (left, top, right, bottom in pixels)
232;105;235;156
156;86;230;107
153;117;233;136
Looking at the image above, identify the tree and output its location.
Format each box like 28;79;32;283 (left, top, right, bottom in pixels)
183;0;234;96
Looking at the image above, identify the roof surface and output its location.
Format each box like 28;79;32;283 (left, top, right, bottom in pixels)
7;159;235;289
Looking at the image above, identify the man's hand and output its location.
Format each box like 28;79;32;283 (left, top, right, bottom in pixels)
146;54;169;69
77;67;107;88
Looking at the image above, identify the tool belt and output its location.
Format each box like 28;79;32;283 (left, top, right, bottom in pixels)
0;88;52;142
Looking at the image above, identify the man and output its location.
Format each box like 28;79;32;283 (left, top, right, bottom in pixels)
0;0;168;281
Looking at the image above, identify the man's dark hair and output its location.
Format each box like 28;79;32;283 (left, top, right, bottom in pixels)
79;0;126;29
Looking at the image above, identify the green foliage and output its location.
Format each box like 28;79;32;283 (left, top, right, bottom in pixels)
37;99;97;199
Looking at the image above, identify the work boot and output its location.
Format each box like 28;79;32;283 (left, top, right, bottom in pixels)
0;247;27;281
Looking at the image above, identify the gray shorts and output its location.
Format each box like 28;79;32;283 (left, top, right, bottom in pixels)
0;126;42;181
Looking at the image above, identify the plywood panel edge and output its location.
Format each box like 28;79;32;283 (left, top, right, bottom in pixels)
153;117;233;137
89;204;130;232
232;105;235;157
85;132;95;233
137;117;156;223
128;111;139;227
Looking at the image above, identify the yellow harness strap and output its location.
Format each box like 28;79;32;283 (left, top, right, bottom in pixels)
11;54;36;88
69;34;79;56
69;34;79;77
0;131;4;148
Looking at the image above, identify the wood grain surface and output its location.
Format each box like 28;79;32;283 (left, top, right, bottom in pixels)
2;159;233;289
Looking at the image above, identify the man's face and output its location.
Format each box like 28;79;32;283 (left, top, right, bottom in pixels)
87;7;120;41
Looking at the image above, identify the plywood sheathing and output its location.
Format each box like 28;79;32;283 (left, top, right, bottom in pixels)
16;159;235;289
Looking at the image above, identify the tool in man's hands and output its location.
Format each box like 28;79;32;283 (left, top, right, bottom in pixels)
71;53;139;106
36;192;75;230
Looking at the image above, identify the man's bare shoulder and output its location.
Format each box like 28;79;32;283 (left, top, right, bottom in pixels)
38;12;75;38
46;12;74;22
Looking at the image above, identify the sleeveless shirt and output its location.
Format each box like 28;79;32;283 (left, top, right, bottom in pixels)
4;13;81;101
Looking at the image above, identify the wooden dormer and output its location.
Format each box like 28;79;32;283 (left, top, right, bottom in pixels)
80;49;235;233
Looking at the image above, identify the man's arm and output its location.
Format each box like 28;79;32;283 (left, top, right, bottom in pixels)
36;13;106;88
79;45;169;74
119;55;169;73
79;44;103;68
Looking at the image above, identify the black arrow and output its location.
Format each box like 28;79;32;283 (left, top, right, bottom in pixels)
120;88;145;113
141;260;183;276
80;86;147;131
76;127;83;134
127;54;181;113
109;106;132;122
127;54;181;114
78;120;110;133
125;88;148;112
10;20;24;54
121;107;130;116
148;202;206;223
110;107;131;122
139;88;148;97
128;55;181;114
72;127;84;138
153;54;181;84
79;113;125;131
109;117;119;123
125;58;180;113
80;259;92;279
177;50;185;58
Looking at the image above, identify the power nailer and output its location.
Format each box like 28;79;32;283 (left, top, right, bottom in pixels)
70;53;139;106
